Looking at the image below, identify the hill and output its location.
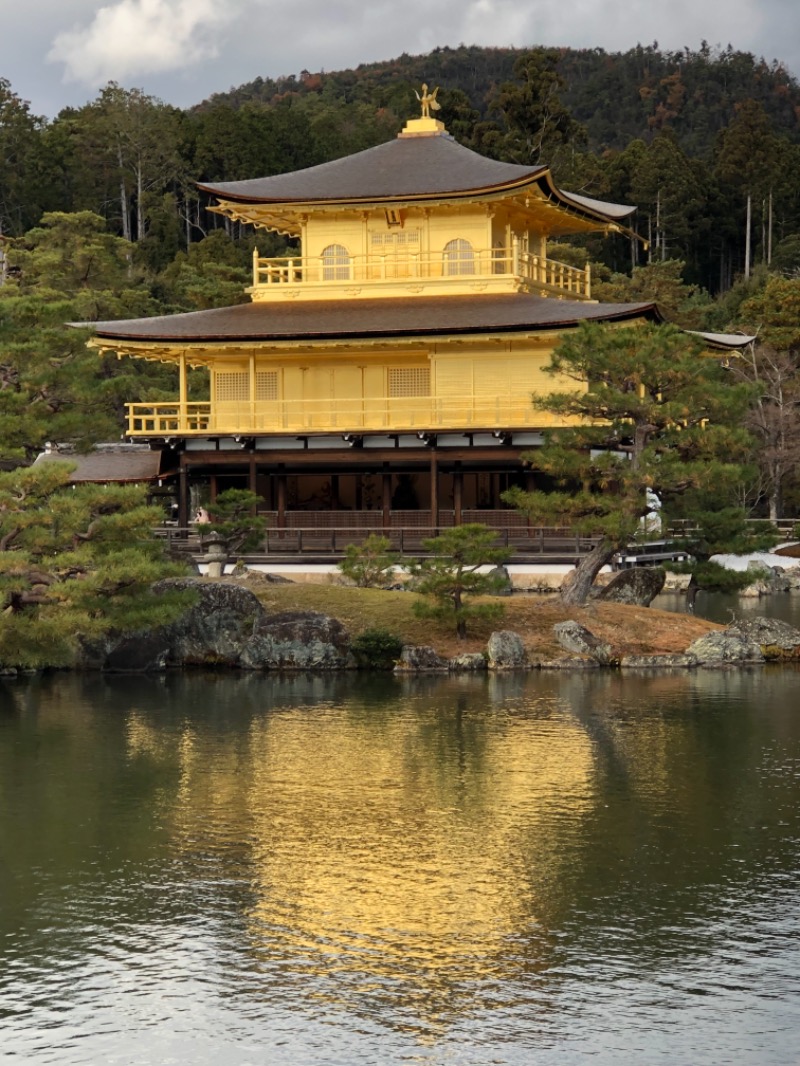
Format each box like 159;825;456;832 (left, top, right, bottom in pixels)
198;42;800;157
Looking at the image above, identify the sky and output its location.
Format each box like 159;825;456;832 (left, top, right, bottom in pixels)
2;0;798;118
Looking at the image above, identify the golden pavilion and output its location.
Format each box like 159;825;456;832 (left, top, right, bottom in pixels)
88;100;721;546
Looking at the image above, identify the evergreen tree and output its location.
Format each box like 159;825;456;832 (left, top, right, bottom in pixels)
0;463;190;669
0;212;172;458
591;259;713;327
409;525;511;639
476;48;587;164
197;489;266;557
0;79;49;235
338;534;398;588
502;323;756;605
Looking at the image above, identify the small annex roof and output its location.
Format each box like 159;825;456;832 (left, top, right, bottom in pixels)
688;330;756;350
90;293;661;347
32;445;166;483
197;133;636;226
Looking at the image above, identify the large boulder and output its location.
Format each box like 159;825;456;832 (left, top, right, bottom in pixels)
725;616;800;660
486;630;528;669
684;631;764;664
242;610;353;670
80;580;264;671
594;567;666;606
160;580;265;666
739;563;792;598
553;620;615;665
84;629;172;673
80;579;352;672
395;645;448;672
449;652;488;671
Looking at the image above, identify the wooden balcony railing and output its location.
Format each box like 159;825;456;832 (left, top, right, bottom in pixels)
125;395;568;437
251;246;591;299
156;515;599;560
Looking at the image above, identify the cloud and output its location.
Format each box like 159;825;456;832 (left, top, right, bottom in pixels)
47;0;233;85
27;0;800;117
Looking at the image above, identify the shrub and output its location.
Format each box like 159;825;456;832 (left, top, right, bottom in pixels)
351;628;404;669
337;534;398;588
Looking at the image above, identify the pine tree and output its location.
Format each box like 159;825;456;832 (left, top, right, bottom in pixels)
409;525;511;639
502;323;757;605
0;463;191;668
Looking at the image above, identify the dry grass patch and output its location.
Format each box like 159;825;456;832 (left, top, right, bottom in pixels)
233;576;719;660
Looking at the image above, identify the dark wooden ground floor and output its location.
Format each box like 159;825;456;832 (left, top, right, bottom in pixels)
170;442;542;530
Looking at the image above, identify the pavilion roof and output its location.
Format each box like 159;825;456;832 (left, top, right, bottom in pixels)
90;293;660;345
197;134;636;223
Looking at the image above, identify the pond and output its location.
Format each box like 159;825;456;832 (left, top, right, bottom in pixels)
655;586;800;627
1;667;799;1065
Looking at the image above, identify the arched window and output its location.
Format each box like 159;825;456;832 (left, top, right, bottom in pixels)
443;238;475;276
321;244;351;281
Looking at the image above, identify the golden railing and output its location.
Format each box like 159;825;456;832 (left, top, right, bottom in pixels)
126;395;562;436
252;247;591;298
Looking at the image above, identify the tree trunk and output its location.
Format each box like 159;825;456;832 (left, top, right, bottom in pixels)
119;174;131;242
769;489;780;523
117;141;131;243
136;160;145;242
686;574;699;613
560;538;620;606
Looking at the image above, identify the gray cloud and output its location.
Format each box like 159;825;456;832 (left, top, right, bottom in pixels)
0;0;797;118
47;0;233;83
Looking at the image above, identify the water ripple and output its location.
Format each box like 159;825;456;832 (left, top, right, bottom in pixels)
1;672;800;1064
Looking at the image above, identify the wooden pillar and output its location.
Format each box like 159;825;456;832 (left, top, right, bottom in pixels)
248;452;257;493
331;474;340;511
430;449;439;529
178;454;189;529
453;463;463;526
210;474;218;504
277;468;287;529
382;467;391;530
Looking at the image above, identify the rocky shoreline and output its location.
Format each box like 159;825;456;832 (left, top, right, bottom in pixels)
11;578;792;676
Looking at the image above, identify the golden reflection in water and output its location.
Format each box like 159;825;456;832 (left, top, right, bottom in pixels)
153;679;599;1026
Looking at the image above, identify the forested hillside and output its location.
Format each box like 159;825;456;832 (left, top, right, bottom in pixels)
208;42;800;155
2;43;800;513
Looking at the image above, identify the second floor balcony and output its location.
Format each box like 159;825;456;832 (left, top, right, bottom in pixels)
125;393;574;438
250;241;591;302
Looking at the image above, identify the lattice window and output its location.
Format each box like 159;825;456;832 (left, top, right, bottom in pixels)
443;238;475;276
388;367;430;397
321;243;351;281
215;371;248;402
256;371;278;401
371;229;420;248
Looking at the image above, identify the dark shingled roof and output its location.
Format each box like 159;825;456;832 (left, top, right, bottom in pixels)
33;449;164;482
197;135;635;221
91;294;661;345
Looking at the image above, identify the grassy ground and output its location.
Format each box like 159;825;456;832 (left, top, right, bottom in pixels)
235;575;718;660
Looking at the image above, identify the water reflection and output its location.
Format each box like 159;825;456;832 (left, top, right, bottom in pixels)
1;670;799;1064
